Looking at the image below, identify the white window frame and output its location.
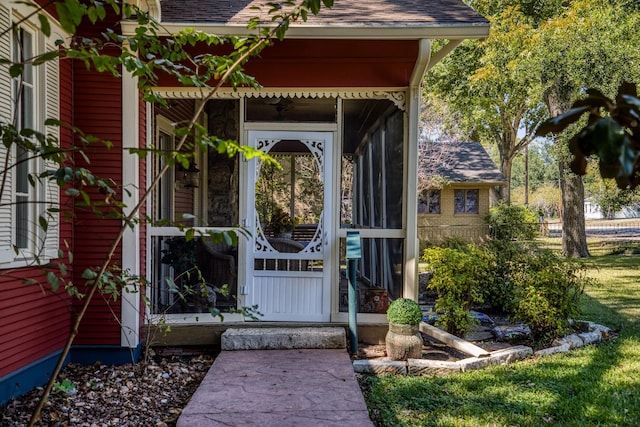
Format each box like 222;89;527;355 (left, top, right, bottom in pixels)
0;4;62;267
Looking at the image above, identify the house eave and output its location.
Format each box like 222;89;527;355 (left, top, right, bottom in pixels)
432;181;507;188
120;21;489;40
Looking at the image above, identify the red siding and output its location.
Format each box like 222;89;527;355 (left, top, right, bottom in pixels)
0;57;75;378
70;56;124;346
156;39;419;88
0;271;72;377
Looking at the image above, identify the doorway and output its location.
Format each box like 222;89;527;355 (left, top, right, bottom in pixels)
243;131;333;321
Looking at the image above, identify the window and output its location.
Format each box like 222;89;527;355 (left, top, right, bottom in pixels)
13;27;35;250
454;189;479;214
0;4;60;265
419;190;440;214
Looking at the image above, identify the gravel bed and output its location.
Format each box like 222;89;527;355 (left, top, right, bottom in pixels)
1;353;214;427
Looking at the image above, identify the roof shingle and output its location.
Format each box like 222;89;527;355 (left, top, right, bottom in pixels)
425;141;506;184
159;0;488;27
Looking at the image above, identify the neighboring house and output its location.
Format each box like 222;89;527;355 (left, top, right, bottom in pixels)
0;0;489;403
584;198;640;220
418;142;506;243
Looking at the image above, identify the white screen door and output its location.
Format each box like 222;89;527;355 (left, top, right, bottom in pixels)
244;131;332;321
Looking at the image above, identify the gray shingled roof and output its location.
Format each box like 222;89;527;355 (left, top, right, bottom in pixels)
159;0;488;27
425;141;506;184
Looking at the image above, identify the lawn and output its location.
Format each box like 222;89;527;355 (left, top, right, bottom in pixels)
363;240;640;427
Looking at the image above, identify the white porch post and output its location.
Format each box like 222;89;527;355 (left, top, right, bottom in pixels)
404;39;431;300
121;67;141;348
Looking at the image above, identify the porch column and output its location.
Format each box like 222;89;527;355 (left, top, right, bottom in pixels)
121;65;141;348
404;39;431;300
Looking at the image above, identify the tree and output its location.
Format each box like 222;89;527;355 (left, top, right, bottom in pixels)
0;0;332;423
528;0;640;256
426;0;640;257
417;98;464;193
424;3;552;203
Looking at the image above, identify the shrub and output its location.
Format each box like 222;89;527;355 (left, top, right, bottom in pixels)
422;240;588;344
387;298;423;325
421;245;493;336
511;250;587;342
486;202;539;241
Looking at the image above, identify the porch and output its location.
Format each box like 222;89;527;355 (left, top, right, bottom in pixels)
145;92;418;327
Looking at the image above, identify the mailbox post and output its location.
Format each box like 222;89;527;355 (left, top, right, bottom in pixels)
346;231;361;354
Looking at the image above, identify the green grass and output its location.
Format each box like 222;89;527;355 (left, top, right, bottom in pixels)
365;246;640;426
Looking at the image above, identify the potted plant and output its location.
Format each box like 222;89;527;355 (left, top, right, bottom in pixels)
385;297;424;361
269;206;298;238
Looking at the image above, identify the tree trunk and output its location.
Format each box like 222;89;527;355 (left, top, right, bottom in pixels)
544;85;589;258
559;161;590;257
498;153;513;203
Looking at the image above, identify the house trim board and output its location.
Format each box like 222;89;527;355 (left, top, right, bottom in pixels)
121;22;489;41
121;67;141;348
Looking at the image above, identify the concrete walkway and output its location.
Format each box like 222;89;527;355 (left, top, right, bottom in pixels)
177;348;374;427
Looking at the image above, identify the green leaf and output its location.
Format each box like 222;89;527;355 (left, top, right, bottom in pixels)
38;215;48;232
38;13;51;37
536;106;590;136
9;64;24;78
48;272;61;292
82;268;98;280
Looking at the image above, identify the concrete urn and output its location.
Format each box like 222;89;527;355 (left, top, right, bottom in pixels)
385;322;423;361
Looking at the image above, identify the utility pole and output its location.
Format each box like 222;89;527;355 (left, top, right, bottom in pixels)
524;144;529;208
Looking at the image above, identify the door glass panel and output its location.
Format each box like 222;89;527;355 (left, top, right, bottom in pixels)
255;140;323;255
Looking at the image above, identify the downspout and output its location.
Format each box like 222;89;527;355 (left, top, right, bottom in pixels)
404;39;431;301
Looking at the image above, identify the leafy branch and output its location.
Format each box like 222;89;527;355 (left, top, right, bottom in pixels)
537;82;640;189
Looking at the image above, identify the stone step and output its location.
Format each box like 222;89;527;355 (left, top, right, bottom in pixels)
221;327;346;351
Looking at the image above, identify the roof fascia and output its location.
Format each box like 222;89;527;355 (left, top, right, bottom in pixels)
120;21;489;40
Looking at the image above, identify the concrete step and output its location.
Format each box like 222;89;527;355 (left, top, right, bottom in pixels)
221;327;346;351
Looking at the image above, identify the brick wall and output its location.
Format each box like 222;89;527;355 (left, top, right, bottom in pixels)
418;186;491;244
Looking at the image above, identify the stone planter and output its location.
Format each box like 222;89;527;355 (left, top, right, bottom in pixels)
385;322;423;361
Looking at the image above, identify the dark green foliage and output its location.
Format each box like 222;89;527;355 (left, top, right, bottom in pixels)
486;202;539;240
422;245;493;336
422;240;588;342
510;249;587;342
386;298;423;325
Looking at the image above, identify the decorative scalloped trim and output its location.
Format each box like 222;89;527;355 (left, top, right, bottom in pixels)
152;88;407;111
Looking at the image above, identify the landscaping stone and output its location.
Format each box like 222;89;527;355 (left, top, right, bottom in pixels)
464;326;495;342
492;325;532;342
534;343;570;357
561;333;585;349
578;331;603;345
353;359;407;375
408;359;460;376
356;321;611;377
221;327;346;350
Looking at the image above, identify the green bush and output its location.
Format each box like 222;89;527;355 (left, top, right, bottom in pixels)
422;240;588;343
421;245;493;336
486;202;539;241
387;298;423;325
511;251;587;342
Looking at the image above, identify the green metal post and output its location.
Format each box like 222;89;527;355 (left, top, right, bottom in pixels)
346;231;361;355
